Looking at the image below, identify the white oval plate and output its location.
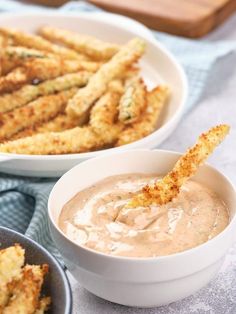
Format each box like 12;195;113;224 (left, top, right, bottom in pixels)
0;12;188;177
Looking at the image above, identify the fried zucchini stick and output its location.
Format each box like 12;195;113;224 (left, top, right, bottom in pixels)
90;91;123;143
0;67;30;94
116;85;169;146
39;26;120;60
0;71;91;113
118;76;146;124
12;81;123;140
0;245;25;310
0;58;100;94
127;125;230;209
0;36;4;76
12;114;84;140
0;88;122;154
0;88;77;141
0;28;85;60
66;38;146;118
35;297;51;314
0;127;101;155
2;46;52;75
2;265;48;314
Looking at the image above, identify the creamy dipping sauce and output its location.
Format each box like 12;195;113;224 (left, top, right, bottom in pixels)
59;173;229;258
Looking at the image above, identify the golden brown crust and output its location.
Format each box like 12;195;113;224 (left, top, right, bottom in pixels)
0;58;99;94
0;89;123;155
1;47;52;75
0;244;25;309
126;125;230;208
0;245;50;313
34;297;51;314
0;27;83;60
0;127;101;155
0;71;91;114
116;85;169;146
39;26;120;60
90;91;123;144
0;88;77;141
2;265;48;314
118;76;147;124
12;114;83;140
66;38;146;118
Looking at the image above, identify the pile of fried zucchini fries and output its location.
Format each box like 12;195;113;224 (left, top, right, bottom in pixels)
0;244;50;313
0;27;169;155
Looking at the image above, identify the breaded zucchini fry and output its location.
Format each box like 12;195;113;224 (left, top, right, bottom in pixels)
3;264;48;314
66;38;146;118
34;297;51;314
0;28;84;60
108;79;124;94
12;114;84;140
36;113;84;132
0;245;25;309
127;124;230;209
116;85;169;146
0;58;100;94
5;46;50;59
12;80;123;140
39;26;120;60
0;88;77;141
2;47;51;75
0;127;101;155
0;71;91;113
90;91;123;143
0;86;122;154
0;36;4;76
0;67;29;94
118;76;146;124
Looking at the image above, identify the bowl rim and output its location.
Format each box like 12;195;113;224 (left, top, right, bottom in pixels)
48;148;236;263
0;226;72;314
0;11;188;161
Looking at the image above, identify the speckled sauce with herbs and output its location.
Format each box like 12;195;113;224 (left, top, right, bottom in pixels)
59;173;229;257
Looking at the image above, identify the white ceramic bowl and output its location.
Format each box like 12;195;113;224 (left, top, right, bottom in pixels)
48;149;236;307
0;12;187;177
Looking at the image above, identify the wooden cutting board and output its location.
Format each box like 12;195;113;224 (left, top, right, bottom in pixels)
88;0;236;38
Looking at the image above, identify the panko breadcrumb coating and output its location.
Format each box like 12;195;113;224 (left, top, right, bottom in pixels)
90;91;123;143
0;29;172;155
2;47;51;75
0;71;91;113
66;38;146;118
11;80;124;141
0;127;102;155
39;26;120;60
0;88;77;141
0;27;84;60
2;264;48;314
124;124;230;209
12;114;83;140
0;244;24;310
0;58;100;94
116;85;169;146
0;245;50;313
34;297;51;314
118;76;146;124
0;88;122;154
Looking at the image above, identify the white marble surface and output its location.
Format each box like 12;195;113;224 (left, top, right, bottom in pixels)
68;13;236;313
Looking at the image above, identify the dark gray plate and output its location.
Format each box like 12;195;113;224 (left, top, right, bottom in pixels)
0;226;72;314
